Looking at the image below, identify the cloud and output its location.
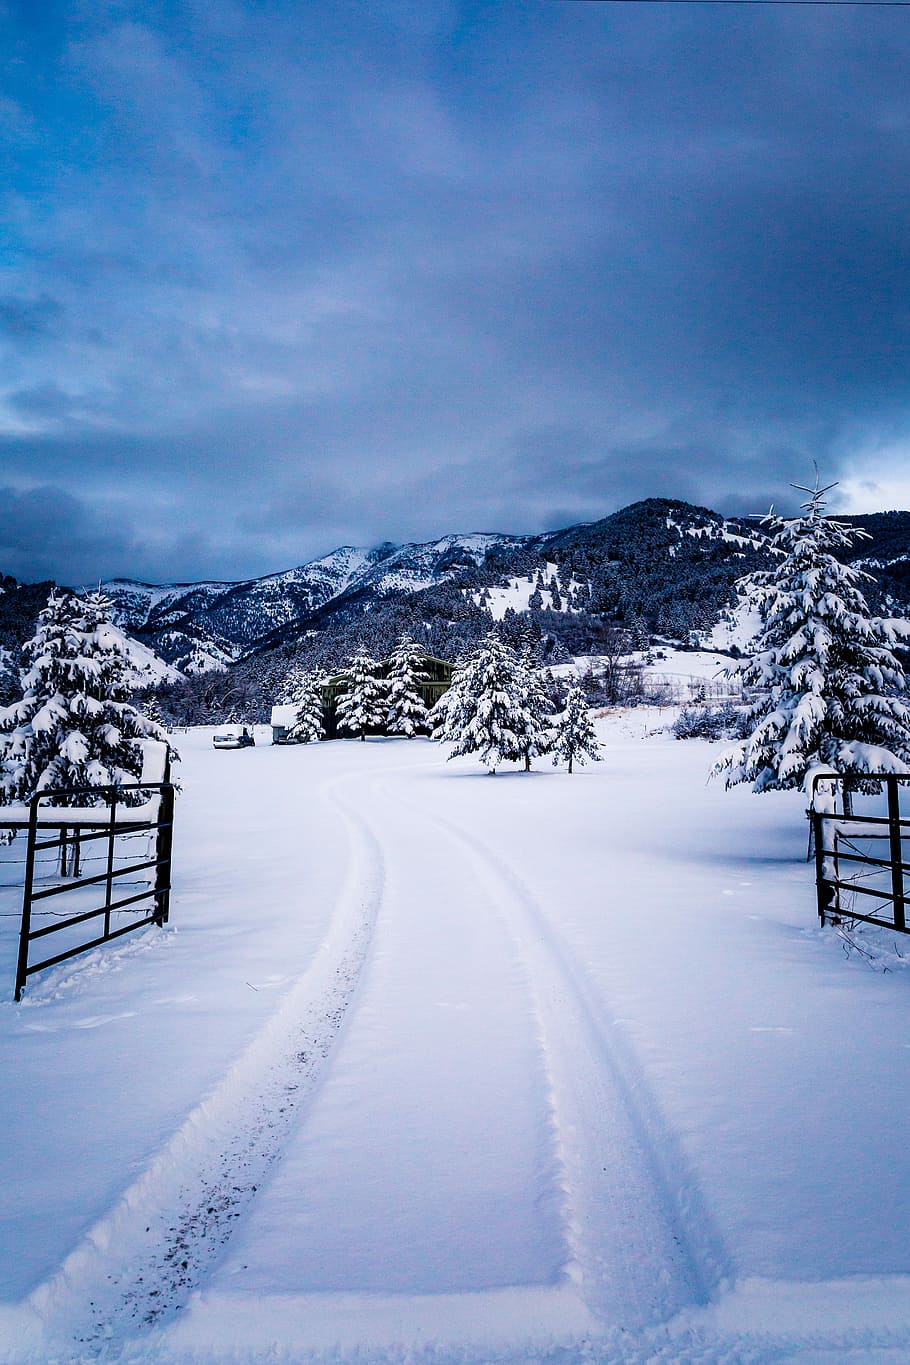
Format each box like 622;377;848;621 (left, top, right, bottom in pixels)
0;295;63;344
833;442;910;517
1;1;909;585
0;485;142;586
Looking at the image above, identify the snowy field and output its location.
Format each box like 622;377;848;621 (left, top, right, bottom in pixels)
2;713;910;1363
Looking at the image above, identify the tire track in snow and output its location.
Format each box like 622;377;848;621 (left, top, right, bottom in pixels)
27;770;385;1360
384;783;731;1330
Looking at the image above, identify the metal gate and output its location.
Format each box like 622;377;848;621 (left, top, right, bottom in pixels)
809;772;909;932
12;780;176;1000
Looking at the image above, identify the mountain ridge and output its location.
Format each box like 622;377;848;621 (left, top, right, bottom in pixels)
97;497;910;677
3;499;907;694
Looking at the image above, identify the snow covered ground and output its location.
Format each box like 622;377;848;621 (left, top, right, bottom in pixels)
2;713;910;1363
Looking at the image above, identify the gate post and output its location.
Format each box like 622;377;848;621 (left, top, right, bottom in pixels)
887;777;906;932
153;783;175;926
104;790;118;940
813;810;836;926
15;795;41;1001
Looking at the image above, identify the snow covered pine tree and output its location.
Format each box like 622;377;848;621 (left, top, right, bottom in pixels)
432;633;549;774
288;670;326;743
336;651;387;740
0;589;171;868
713;474;910;798
386;637;430;737
516;653;555;770
552;684;602;774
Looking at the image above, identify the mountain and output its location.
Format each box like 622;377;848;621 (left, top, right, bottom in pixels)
3;499;907;707
102;532;537;673
99;499;910;682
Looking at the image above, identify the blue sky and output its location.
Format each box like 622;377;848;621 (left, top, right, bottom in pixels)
3;0;910;585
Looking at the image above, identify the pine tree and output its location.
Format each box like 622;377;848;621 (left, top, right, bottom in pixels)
288;670;326;742
0;650;18;709
552;685;602;773
140;693;166;729
516;653;555;770
0;589;171;810
336;651;387;740
431;633;548;774
386;637;430;737
713;475;910;795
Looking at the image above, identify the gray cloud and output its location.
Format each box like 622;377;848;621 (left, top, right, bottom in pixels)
0;295;63;344
2;2;910;583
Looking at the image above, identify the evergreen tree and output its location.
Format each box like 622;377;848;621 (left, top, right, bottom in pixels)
140;693;166;729
516;652;555;770
628;615;650;650
431;634;547;774
288;670;326;743
714;475;910;795
552;685;602;774
386;637;430;737
336;651;386;740
0;589;170;808
0;649;18;709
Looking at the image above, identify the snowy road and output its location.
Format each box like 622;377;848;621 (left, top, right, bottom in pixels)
5;722;910;1363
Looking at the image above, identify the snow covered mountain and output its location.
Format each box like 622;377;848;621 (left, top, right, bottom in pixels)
103;532;537;672
56;499;910;677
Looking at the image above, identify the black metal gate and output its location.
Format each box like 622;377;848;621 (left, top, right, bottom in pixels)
809;773;909;932
12;780;176;1000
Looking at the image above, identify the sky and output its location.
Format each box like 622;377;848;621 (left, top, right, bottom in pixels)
3;0;910;586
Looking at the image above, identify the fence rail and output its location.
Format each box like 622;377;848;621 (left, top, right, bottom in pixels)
6;780;176;1000
810;773;910;934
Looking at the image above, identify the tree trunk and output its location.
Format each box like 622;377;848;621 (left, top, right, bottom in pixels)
568;753;573;774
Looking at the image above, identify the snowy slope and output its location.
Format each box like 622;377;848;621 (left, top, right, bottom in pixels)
471;563;585;620
5;723;910;1360
102;579;234;632
112;625;184;686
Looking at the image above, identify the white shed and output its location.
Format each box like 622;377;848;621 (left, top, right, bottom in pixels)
270;704;299;744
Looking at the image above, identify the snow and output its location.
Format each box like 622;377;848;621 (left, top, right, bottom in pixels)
666;514;767;554
3;707;910;1361
631;645;743;703
479;564;582;620
269;703;297;729
706;593;764;653
372;569;436;594
113;628;184;686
